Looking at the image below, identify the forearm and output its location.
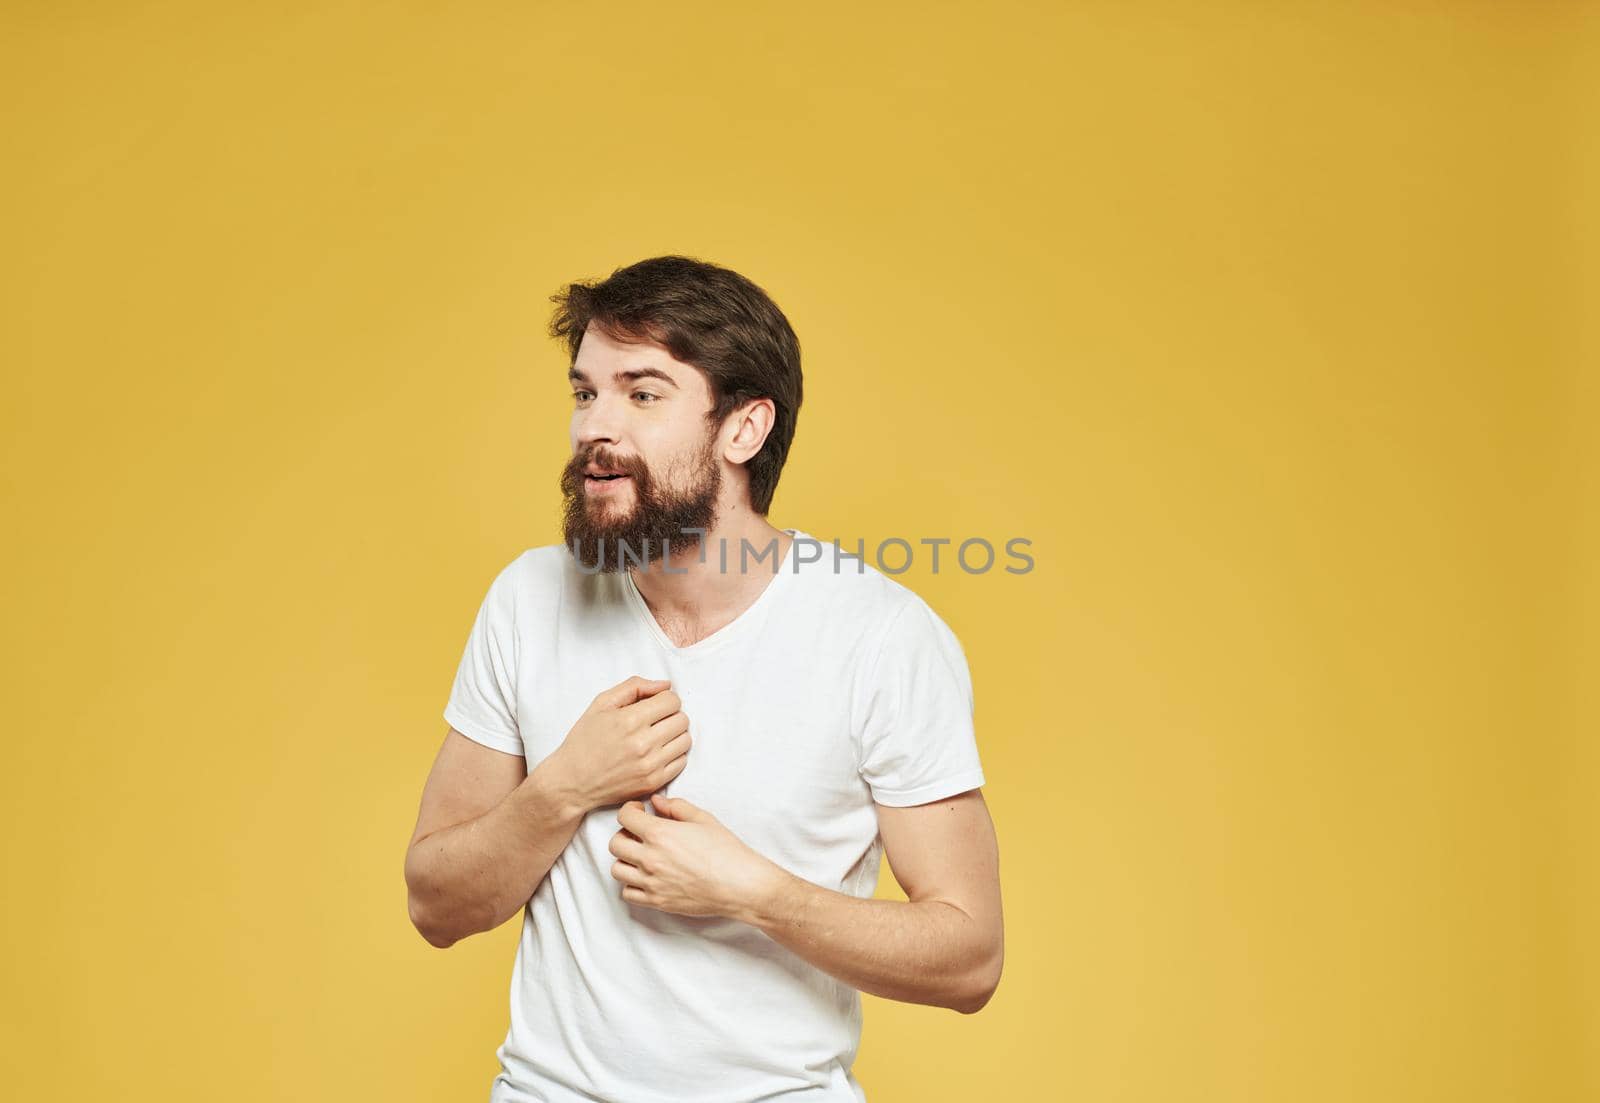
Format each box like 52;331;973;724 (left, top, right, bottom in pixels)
736;869;1000;1014
406;751;588;947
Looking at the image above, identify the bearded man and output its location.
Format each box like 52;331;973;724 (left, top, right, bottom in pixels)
404;254;1003;1103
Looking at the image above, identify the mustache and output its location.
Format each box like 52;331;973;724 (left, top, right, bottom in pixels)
561;447;650;491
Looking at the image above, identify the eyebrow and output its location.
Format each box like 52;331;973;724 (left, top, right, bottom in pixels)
568;366;680;390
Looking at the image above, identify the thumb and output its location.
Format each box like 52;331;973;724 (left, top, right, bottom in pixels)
651;792;704;821
593;674;671;711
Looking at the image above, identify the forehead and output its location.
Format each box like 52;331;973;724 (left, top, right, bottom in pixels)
571;322;707;393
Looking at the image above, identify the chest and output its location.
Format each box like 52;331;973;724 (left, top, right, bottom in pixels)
516;629;872;866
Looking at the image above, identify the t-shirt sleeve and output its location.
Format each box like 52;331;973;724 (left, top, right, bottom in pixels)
854;594;986;807
442;559;524;757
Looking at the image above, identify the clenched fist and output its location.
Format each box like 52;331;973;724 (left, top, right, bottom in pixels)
550;675;691;812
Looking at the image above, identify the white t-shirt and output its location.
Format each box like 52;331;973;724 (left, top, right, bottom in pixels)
442;528;986;1103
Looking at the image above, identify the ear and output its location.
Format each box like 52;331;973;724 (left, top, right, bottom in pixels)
722;398;775;467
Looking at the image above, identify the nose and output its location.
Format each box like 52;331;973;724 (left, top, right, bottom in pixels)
574;391;623;451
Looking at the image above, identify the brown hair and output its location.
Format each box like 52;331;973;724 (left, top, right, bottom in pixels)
547;255;803;516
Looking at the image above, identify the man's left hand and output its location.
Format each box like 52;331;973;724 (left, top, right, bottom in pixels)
610;794;787;920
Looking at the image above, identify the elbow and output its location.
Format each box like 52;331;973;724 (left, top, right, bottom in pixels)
408;893;460;949
407;879;503;949
953;945;1004;1015
953;982;996;1016
418;923;459;951
420;929;457;950
404;856;467;949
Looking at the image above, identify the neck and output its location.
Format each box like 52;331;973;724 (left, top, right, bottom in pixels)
628;504;791;622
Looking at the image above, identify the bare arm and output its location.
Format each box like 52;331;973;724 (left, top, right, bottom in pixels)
403;729;587;948
406;675;691;948
734;788;1003;1013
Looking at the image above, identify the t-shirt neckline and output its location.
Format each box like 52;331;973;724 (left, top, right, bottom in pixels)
621;529;806;658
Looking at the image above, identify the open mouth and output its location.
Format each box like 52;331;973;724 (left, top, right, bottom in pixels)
583;467;632;490
580;457;636;492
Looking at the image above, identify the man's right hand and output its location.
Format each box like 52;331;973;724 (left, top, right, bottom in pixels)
552;675;690;811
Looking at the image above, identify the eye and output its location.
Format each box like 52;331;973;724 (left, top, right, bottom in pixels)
572;390;594;404
632;391;661;404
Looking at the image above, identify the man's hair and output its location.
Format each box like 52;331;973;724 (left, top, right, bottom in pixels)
547;255;803;516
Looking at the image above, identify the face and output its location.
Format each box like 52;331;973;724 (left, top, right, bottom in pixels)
560;324;724;572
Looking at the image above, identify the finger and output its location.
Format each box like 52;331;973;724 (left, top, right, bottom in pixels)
649;709;689;744
660;794;705;822
653;731;691;769
593;675;671;711
624;687;682;726
617;800;654;839
608;831;646;865
611;859;647;888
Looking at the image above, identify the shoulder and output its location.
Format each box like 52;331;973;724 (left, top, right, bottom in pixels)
786;535;913;607
513;542;571;583
779;538;979;733
480;543;570;613
783;533;955;652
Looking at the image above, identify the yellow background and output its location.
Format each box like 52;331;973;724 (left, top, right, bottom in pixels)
2;2;1593;1100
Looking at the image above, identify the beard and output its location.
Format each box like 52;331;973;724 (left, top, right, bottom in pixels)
559;431;721;573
